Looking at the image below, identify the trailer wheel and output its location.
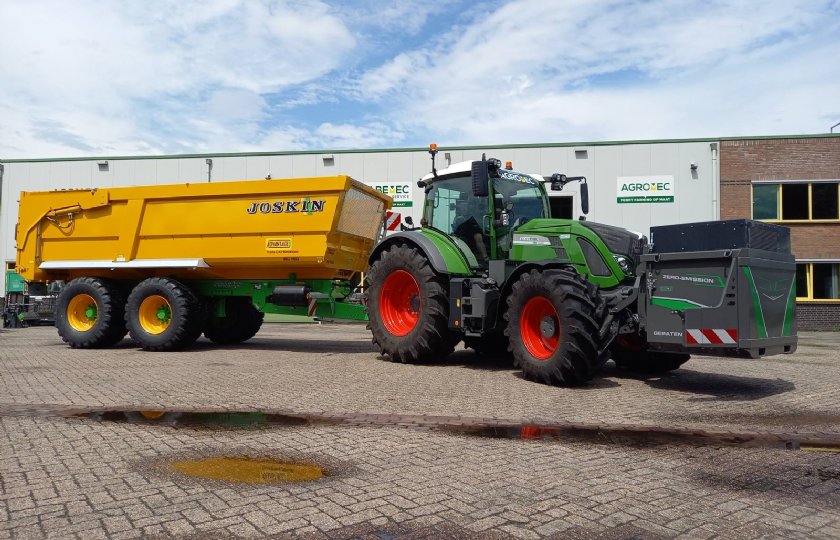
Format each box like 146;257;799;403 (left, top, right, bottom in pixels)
203;297;264;344
611;335;690;373
56;277;127;348
126;278;203;351
505;269;606;385
366;243;453;363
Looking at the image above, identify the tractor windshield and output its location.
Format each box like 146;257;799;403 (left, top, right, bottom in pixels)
424;175;490;265
492;174;548;227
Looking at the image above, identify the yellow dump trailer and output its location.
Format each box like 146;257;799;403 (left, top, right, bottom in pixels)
15;176;391;351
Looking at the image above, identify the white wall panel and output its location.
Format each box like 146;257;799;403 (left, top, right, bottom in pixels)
156;159;181;185
291;155;317;178
268;155;295;180
180;158;206;184
0;141;724;295
246;156;271;180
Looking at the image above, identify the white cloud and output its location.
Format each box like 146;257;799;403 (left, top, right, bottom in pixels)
1;0;838;159
360;0;840;144
0;0;357;157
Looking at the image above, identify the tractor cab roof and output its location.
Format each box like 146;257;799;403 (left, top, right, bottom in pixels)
421;159;544;186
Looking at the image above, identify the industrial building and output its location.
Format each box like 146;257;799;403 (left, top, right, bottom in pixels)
2;133;838;328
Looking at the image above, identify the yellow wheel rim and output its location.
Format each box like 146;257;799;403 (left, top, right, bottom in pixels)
138;295;173;335
67;294;98;332
140;411;166;420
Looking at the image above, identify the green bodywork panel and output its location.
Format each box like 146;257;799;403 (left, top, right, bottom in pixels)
190;277;367;321
509;219;628;289
416;228;474;275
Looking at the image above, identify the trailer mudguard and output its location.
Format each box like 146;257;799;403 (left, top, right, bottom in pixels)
368;230;474;276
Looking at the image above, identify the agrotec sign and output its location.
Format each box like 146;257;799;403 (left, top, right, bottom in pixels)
369;182;413;207
616;175;675;204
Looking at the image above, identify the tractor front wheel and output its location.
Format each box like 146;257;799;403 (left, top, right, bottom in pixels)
126;278;203;351
505;269;606;385
365;244;453;363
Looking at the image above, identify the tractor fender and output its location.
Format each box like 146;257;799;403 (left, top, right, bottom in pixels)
368;231;463;275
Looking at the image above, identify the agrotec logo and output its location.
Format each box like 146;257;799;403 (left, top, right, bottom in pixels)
616;175;675;204
369;182;413;207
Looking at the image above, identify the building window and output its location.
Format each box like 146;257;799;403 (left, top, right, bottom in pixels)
796;262;840;301
752;182;840;222
752;184;779;219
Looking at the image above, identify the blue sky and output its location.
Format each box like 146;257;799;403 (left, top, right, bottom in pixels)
1;0;839;158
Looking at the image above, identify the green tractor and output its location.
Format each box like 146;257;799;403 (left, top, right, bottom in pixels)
365;146;797;385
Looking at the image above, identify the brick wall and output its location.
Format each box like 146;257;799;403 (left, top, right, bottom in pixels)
721;137;840;180
721;137;840;330
720;137;840;260
797;303;840;331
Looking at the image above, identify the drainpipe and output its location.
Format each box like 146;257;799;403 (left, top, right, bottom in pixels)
205;158;213;183
710;143;719;220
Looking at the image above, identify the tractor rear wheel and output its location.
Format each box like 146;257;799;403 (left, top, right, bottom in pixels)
126;277;203;351
505;268;606;385
204;297;264;344
56;277;127;348
611;335;690;373
365;244;453;363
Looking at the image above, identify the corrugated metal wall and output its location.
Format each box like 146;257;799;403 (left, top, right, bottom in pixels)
0;141;719;295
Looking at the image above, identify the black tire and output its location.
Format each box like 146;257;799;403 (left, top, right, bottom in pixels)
125;277;203;351
505;268;607;385
365;243;453;363
203;297;264;344
55;277;127;348
611;335;690;373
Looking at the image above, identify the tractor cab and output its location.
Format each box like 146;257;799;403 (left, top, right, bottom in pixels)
419;155;550;267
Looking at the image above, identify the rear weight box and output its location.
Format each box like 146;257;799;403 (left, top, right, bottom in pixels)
650;219;790;254
642;248;797;358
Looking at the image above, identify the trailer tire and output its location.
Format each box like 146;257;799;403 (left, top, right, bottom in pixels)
126;278;203;351
56;277;127;348
505;269;606;385
203;297;264;344
366;243;453;363
611;336;690;373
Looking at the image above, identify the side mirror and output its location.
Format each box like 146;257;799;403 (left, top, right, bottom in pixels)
580;182;589;215
471;160;489;197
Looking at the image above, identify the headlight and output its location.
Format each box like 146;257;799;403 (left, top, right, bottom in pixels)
613;255;634;276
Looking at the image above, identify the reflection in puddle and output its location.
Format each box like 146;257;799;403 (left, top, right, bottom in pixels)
169;456;324;484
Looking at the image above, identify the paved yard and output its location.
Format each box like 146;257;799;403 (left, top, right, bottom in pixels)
1;325;839;538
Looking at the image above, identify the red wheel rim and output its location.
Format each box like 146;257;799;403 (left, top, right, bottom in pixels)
379;270;421;336
520;296;560;360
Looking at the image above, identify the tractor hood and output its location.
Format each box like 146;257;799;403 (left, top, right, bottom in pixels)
516;219;646;262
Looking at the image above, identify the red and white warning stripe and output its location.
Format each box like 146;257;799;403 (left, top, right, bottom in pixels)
686;328;738;345
385;211;401;231
307;298;317;317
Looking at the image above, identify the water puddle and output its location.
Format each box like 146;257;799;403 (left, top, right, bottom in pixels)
79;410;332;429
168;456;324;484
5;406;836;453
